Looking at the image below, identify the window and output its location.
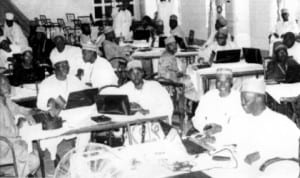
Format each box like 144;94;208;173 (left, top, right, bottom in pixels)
94;0;135;25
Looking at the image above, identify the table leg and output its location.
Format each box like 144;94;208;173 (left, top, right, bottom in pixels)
126;124;133;145
36;140;45;178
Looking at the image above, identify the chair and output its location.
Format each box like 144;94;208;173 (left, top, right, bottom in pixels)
188;29;195;45
66;13;75;23
78;16;91;24
108;57;129;86
259;137;300;177
57;18;65;28
155;77;186;134
0;136;18;177
39;15;47;26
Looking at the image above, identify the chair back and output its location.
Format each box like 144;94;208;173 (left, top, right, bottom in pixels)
155;77;185;127
0;136;18;177
108;57;128;86
66;13;75;23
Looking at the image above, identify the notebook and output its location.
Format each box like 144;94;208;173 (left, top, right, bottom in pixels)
65;88;99;109
215;49;241;63
243;48;263;64
133;30;151;41
95;95;132;115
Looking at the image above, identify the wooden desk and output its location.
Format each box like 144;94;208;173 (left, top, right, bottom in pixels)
195;61;264;93
30;115;168;178
132;48;199;77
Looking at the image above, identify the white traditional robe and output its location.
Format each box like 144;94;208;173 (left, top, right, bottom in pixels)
202;41;239;62
113;9;132;40
81;56;118;89
50;45;85;76
216;108;300;178
170;25;187;47
37;74;87;111
192;89;243;133
120;80;174;124
3;22;28;49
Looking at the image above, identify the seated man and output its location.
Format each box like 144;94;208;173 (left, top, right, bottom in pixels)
3;12;28;50
120;60;174;124
0;74;39;177
80;41;118;88
102;26;131;68
191;68;243;135
169;14;187;48
49;31;84;77
266;42;300;83
202;28;238;63
37;55;87;113
225;78;299;177
282;32;300;64
269;8;299;56
158;36;198;101
203;16;234;48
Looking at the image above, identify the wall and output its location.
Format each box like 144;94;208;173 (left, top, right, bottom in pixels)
180;0;207;40
13;0;94;21
249;0;277;50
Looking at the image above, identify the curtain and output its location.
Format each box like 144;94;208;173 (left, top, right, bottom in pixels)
0;0;30;36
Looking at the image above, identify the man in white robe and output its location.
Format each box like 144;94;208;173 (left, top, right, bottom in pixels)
214;78;300;178
113;0;132;40
202;28;239;62
269;8;299;56
81;41;118;89
3;12;28;50
37;55;86;112
192;68;243;135
120;60;174;124
49;31;85;77
169;15;187;48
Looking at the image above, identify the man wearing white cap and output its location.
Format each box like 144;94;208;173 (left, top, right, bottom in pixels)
37;56;86;112
169;14;187;48
269;8;300;56
81;41;118;89
270;8;299;40
204;16;234;48
3;12;28;49
120;60;174;124
215;78;300;177
158;36;198;101
102;26;130;67
49;31;84;77
202;29;239;63
192;68;243;135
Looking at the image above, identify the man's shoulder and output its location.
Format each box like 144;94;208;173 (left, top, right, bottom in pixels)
39;74;56;85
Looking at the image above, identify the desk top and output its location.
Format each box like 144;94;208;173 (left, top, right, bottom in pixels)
10;84;37;101
196;60;263;77
266;82;300;103
132;48;199;59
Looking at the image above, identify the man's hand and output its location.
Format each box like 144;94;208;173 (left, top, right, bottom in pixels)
130;102;149;115
244;151;260;165
17;117;26;129
47;98;63;117
76;69;84;80
203;123;222;136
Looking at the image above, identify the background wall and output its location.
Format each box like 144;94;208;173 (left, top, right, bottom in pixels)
180;0;208;41
13;0;94;21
